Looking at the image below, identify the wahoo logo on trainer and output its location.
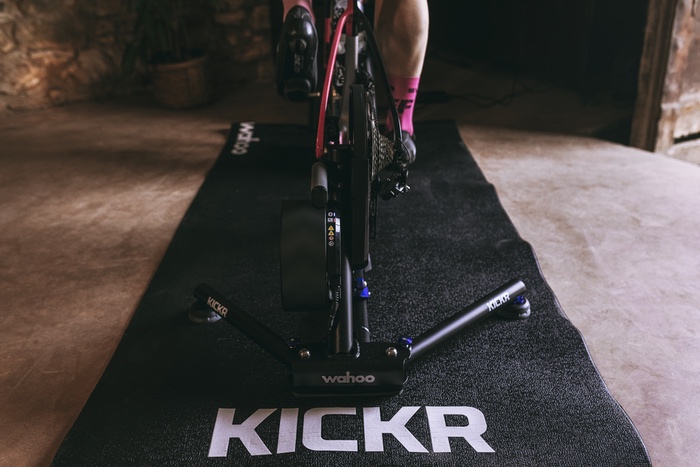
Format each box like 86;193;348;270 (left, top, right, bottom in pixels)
231;122;259;155
321;371;376;384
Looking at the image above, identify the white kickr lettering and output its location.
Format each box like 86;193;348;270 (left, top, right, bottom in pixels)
208;406;495;457
206;297;228;318
487;292;510;311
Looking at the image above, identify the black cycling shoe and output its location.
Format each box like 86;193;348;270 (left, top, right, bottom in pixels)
390;130;417;166
275;6;318;102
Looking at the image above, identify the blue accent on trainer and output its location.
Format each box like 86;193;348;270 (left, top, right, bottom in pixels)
398;336;413;348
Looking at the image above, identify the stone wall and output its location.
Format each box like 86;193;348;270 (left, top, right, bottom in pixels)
213;0;276;93
0;0;275;111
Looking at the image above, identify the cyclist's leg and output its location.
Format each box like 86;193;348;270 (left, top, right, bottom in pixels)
374;0;429;161
281;0;314;20
276;1;318;101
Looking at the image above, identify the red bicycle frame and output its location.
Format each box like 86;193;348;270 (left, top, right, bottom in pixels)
315;1;356;158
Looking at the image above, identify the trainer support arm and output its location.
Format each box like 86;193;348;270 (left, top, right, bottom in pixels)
194;279;528;396
194;283;296;369
406;279;527;366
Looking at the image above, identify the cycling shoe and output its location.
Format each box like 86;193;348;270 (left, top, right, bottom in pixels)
389;130;416;166
275;6;318;101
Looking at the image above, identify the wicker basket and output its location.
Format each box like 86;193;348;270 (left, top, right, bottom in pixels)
151;55;213;109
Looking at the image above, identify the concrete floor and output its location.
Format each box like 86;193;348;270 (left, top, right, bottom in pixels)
1;58;699;466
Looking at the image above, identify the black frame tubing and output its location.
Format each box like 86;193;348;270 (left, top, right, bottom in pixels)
194;283;295;369
406;279;527;366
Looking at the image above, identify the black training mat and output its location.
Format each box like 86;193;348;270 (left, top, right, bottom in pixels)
53;121;650;466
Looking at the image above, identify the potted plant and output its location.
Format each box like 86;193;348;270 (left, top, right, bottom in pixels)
122;0;216;108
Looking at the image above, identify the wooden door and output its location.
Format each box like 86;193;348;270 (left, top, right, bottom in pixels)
631;0;700;161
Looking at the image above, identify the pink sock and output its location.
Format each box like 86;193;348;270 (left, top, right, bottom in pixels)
282;0;314;21
386;76;420;136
